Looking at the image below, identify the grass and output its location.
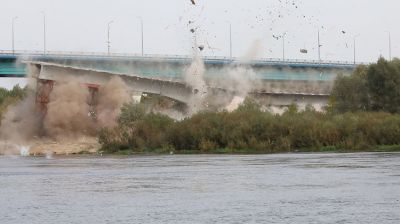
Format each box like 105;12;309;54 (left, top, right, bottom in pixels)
101;145;400;156
373;145;400;152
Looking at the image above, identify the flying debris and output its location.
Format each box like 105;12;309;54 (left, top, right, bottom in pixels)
300;49;308;54
342;30;346;34
190;0;196;5
190;28;195;33
198;45;204;51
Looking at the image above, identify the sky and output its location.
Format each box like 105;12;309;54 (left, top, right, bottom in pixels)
0;0;399;63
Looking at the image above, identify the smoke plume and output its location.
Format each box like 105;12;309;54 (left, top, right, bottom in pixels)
183;52;208;114
0;71;131;155
44;78;95;138
96;76;131;128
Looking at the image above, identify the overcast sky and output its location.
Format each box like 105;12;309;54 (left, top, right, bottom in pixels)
0;0;399;62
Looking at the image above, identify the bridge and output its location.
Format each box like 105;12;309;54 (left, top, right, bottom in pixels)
1;50;358;109
0;50;356;79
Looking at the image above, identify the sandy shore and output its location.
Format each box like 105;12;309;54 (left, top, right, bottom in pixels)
0;137;100;155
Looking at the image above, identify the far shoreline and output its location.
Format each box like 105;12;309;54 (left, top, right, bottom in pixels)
5;144;399;157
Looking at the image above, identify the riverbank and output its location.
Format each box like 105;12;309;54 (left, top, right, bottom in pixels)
0;137;100;156
2;143;400;157
98;144;400;156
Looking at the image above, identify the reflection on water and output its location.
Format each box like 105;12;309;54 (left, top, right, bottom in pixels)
1;153;400;224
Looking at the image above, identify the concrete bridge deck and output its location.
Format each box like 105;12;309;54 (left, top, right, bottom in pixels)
27;61;331;110
1;51;357;81
0;50;357;68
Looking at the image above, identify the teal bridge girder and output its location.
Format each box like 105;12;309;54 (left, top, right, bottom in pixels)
0;51;357;81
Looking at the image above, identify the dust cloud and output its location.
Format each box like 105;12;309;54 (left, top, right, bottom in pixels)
0;72;131;155
210;41;261;111
44;78;95;138
183;52;208;114
0;93;40;144
96;76;131;128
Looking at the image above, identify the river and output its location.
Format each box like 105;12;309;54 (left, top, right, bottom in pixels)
0;153;399;224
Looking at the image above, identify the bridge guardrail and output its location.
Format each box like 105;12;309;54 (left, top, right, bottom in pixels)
0;50;364;66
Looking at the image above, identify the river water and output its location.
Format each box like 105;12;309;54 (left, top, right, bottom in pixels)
0;153;399;224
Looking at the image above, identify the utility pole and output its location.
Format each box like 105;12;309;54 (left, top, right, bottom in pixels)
12;16;18;54
42;12;46;55
107;20;114;55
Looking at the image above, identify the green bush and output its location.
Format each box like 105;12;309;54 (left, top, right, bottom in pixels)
99;103;174;153
98;99;400;154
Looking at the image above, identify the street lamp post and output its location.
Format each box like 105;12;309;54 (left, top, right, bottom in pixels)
281;32;287;61
225;21;232;59
282;34;285;61
41;12;46;55
229;23;232;59
386;31;392;61
389;32;392;61
353;34;360;64
134;16;144;56
107;20;114;55
318;29;321;62
139;17;144;56
12;16;18;54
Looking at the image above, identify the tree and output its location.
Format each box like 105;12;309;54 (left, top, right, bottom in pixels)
117;103;145;127
366;57;400;113
330;58;400;114
330;74;369;113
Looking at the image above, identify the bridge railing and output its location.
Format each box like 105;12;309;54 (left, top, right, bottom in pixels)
0;50;362;66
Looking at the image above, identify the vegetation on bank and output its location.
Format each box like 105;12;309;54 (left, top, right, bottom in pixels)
98;99;400;154
0;85;26;124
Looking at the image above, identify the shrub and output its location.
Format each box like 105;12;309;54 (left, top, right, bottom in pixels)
99;96;400;153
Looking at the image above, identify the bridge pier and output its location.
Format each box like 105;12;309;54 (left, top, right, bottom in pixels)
35;79;54;116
